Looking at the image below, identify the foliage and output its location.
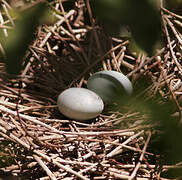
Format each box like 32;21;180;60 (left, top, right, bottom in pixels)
91;0;162;55
0;2;47;75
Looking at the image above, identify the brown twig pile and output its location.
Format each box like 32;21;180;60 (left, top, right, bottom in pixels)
0;0;182;179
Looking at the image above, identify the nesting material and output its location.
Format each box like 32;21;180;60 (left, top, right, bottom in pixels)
0;0;182;180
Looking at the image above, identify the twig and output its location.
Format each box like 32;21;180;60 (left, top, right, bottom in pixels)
86;0;102;53
33;154;57;180
129;131;151;180
161;12;182;74
58;0;89;64
106;130;144;158
127;47;165;77
161;7;182;20
69;41;129;87
39;9;75;48
2;3;15;26
164;15;182;46
0;125;89;180
0;11;8;37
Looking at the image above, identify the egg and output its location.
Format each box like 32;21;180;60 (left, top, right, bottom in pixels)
87;70;133;103
57;87;104;121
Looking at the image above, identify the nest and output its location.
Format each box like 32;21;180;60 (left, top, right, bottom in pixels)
0;0;182;179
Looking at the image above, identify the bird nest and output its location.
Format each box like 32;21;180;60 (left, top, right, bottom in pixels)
0;1;182;179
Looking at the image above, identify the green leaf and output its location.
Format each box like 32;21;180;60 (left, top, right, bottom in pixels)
130;97;182;164
91;0;162;54
125;0;162;55
1;2;47;75
91;0;123;22
91;0;127;36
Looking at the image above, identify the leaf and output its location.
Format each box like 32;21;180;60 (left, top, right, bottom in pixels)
91;0;162;54
1;2;47;75
90;0;127;36
130;97;182;164
125;0;162;55
91;0;123;22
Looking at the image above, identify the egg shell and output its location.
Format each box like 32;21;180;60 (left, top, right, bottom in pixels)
57;87;104;121
87;70;133;103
